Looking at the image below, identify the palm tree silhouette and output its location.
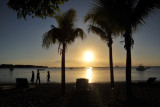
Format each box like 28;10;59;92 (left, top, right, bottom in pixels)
84;19;120;89
42;9;86;95
84;0;160;98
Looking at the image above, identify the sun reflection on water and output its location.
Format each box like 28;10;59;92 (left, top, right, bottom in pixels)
86;67;92;83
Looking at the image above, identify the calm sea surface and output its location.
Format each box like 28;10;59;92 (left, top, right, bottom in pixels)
0;67;160;83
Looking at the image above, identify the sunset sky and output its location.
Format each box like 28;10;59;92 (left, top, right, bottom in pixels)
0;0;160;67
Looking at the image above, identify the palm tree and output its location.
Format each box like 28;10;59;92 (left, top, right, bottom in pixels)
85;20;120;89
42;9;86;95
84;0;160;98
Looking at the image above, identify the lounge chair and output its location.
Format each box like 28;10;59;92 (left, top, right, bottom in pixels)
135;77;157;87
16;78;29;88
146;77;156;84
76;78;89;92
16;78;35;91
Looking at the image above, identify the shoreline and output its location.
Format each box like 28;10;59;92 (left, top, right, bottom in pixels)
1;80;160;84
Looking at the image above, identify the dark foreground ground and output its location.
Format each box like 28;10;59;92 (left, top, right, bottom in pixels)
0;82;160;107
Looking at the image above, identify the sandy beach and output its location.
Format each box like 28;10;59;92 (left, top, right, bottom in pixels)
0;82;160;107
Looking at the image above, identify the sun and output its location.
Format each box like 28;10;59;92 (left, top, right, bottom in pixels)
84;51;94;62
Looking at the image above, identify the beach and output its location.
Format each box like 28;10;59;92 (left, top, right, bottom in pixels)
0;82;160;107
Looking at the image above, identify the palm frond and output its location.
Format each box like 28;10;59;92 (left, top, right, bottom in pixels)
131;0;160;31
85;0;127;34
66;28;86;44
88;25;108;42
42;27;63;49
51;25;55;29
64;9;76;23
157;0;160;8
54;13;64;28
72;28;86;39
42;9;85;52
58;42;63;54
55;9;76;31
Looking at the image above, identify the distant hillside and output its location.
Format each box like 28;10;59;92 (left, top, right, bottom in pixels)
0;64;48;68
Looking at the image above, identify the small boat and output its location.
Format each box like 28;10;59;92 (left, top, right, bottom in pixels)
70;68;74;69
136;65;146;71
146;67;150;69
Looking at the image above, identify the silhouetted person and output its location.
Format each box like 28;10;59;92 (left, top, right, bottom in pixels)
31;71;34;84
36;70;40;84
47;71;50;83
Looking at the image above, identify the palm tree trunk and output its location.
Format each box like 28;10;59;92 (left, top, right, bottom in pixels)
126;45;132;98
125;26;132;99
61;43;66;95
109;44;114;89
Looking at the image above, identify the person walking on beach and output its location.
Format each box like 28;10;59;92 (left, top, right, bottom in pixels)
47;71;50;83
31;71;34;84
36;70;40;84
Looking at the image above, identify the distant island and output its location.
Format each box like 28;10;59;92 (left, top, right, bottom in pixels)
0;64;48;68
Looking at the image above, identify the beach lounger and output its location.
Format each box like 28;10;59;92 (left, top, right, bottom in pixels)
16;78;29;88
0;78;33;92
146;77;156;84
134;77;157;87
76;78;89;93
16;78;35;91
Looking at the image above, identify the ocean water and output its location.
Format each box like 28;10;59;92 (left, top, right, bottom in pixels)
0;67;160;83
